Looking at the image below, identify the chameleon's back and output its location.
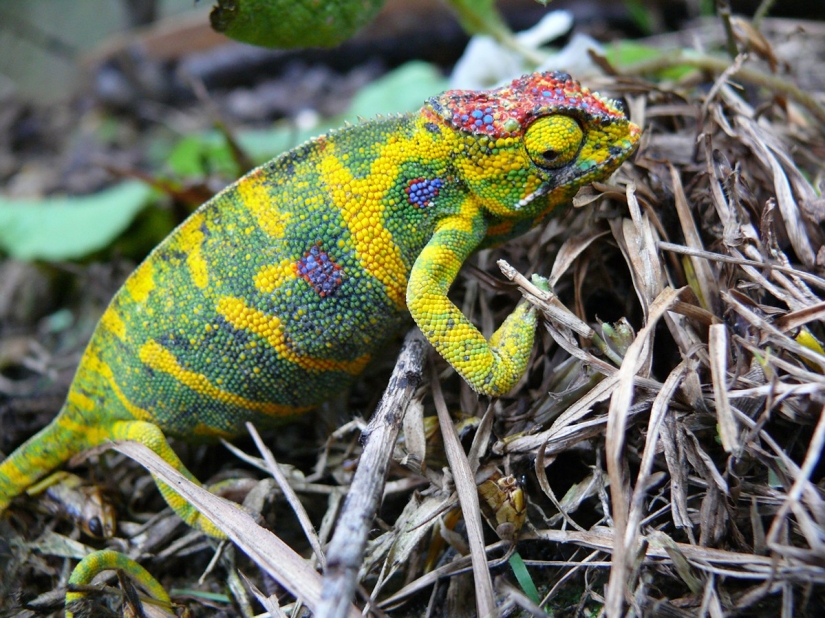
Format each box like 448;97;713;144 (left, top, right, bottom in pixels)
70;113;460;439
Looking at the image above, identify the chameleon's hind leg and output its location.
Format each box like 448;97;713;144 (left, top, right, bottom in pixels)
65;549;172;618
0;407;94;513
109;420;227;539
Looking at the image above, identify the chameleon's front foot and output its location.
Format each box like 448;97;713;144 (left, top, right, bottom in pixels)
479;301;538;395
407;221;540;398
65;549;172;618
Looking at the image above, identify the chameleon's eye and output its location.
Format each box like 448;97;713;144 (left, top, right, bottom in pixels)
524;115;583;169
87;516;104;538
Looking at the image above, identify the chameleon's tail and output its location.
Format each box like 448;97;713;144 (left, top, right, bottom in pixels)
0;404;93;513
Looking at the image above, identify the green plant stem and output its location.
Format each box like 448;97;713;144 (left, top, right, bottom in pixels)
590;331;625;367
753;0;776;28
715;0;740;59
508;552;541;605
625;53;825;127
444;0;546;67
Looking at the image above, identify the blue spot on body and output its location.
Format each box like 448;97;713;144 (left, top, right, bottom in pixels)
297;245;343;297
406;177;444;209
483;114;493;124
471;110;483;119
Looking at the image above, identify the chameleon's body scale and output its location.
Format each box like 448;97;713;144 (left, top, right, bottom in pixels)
0;72;640;545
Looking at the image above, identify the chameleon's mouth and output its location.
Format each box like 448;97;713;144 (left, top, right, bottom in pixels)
515;183;551;210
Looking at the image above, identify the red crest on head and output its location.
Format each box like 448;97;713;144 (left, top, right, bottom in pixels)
426;71;628;139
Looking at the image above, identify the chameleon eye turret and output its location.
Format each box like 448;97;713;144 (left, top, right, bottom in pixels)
524;115;584;170
0;71;641;610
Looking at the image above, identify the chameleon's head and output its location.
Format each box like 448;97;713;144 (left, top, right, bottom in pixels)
425;71;641;220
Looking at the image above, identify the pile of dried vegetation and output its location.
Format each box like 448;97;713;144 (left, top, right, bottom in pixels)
1;12;824;618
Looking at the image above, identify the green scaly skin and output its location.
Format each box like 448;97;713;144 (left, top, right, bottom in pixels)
65;550;171;618
0;72;640;611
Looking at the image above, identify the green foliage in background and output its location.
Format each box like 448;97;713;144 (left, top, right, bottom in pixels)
604;41;701;80
0;182;155;261
210;0;387;48
623;0;654;35
3;0;684;263
208;0;524;57
444;0;512;41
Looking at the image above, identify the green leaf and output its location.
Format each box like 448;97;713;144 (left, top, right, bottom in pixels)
604;41;663;66
210;0;387;49
509;551;541;605
166;133;239;178
445;0;511;38
623;0;654;35
347;61;449;118
0;181;156;261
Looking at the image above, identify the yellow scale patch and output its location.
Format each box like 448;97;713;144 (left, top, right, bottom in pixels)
78;350;154;423
407;239;481;355
453;135;545;219
52;414;111;449
255;259;298;294
173;212;209;289
139;339;310;417
0;397;111;490
439;194;483;235
191;421;236;439
100;308;127;340
126;260;156;304
237;170;291;238
215;296;370;375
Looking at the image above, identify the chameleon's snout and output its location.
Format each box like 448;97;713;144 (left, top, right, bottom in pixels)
627;121;643;150
619;119;642;161
628;120;642;142
602;116;642;167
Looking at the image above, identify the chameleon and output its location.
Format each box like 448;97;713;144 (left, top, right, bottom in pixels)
0;71;639;610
